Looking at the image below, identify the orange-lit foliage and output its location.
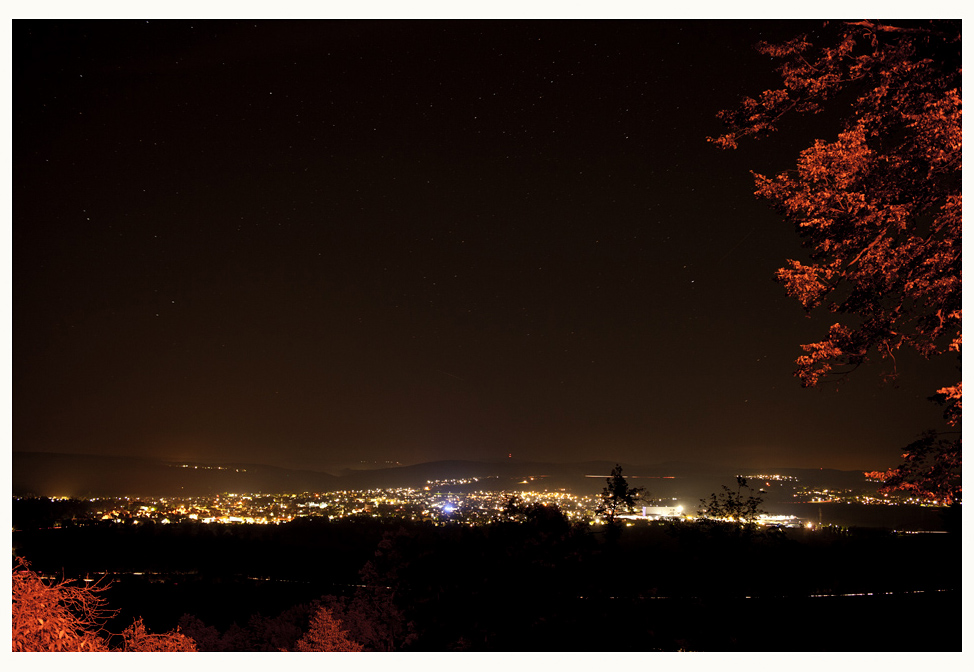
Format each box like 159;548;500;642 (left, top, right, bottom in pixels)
712;20;961;502
117;618;197;652
12;557;110;652
865;431;961;505
12;557;196;652
294;606;363;652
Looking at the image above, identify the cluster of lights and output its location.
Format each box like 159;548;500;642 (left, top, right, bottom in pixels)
789;486;938;506
23;476;949;530
425;477;483;486
26;489;606;527
172;464;247;473
23;490;702;528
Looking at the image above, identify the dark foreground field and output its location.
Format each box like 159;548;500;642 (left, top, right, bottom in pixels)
13;512;961;652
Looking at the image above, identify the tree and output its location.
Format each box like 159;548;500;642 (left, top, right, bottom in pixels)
117;618;197;652
320;528;418;651
294;606;363;652
595;464;645;524
711;20;961;501
12;557;196;652
12;557;110;652
245;603;315;652
698;477;765;526
178;603;316;652
503;496;569;527
176;613;226;651
865;430;961;505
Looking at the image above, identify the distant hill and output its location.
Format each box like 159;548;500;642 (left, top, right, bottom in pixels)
12;452;875;503
11;452;340;498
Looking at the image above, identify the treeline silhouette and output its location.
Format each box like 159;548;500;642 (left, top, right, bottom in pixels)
12;502;961;651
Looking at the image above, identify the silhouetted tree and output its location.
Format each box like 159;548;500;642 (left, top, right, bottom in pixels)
318;527;418;651
177;613;225;651
323;581;414;651
698;477;765;527
178;601;318;652
503;496;571;529
250;603;316;652
218;621;257;651
711;20;961;500
595;464;645;524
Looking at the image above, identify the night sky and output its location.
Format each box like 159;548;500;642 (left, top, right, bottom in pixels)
13;18;957;473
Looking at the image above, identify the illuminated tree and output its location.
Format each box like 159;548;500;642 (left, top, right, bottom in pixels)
865;431;960;505
711;20;961;501
319;528;419;651
12;557;110;652
595;464;644;524
117;618;197;652
294;606;363;652
698;477;765;526
12;557;197;652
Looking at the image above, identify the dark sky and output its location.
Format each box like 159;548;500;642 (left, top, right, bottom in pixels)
13;19;957;473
